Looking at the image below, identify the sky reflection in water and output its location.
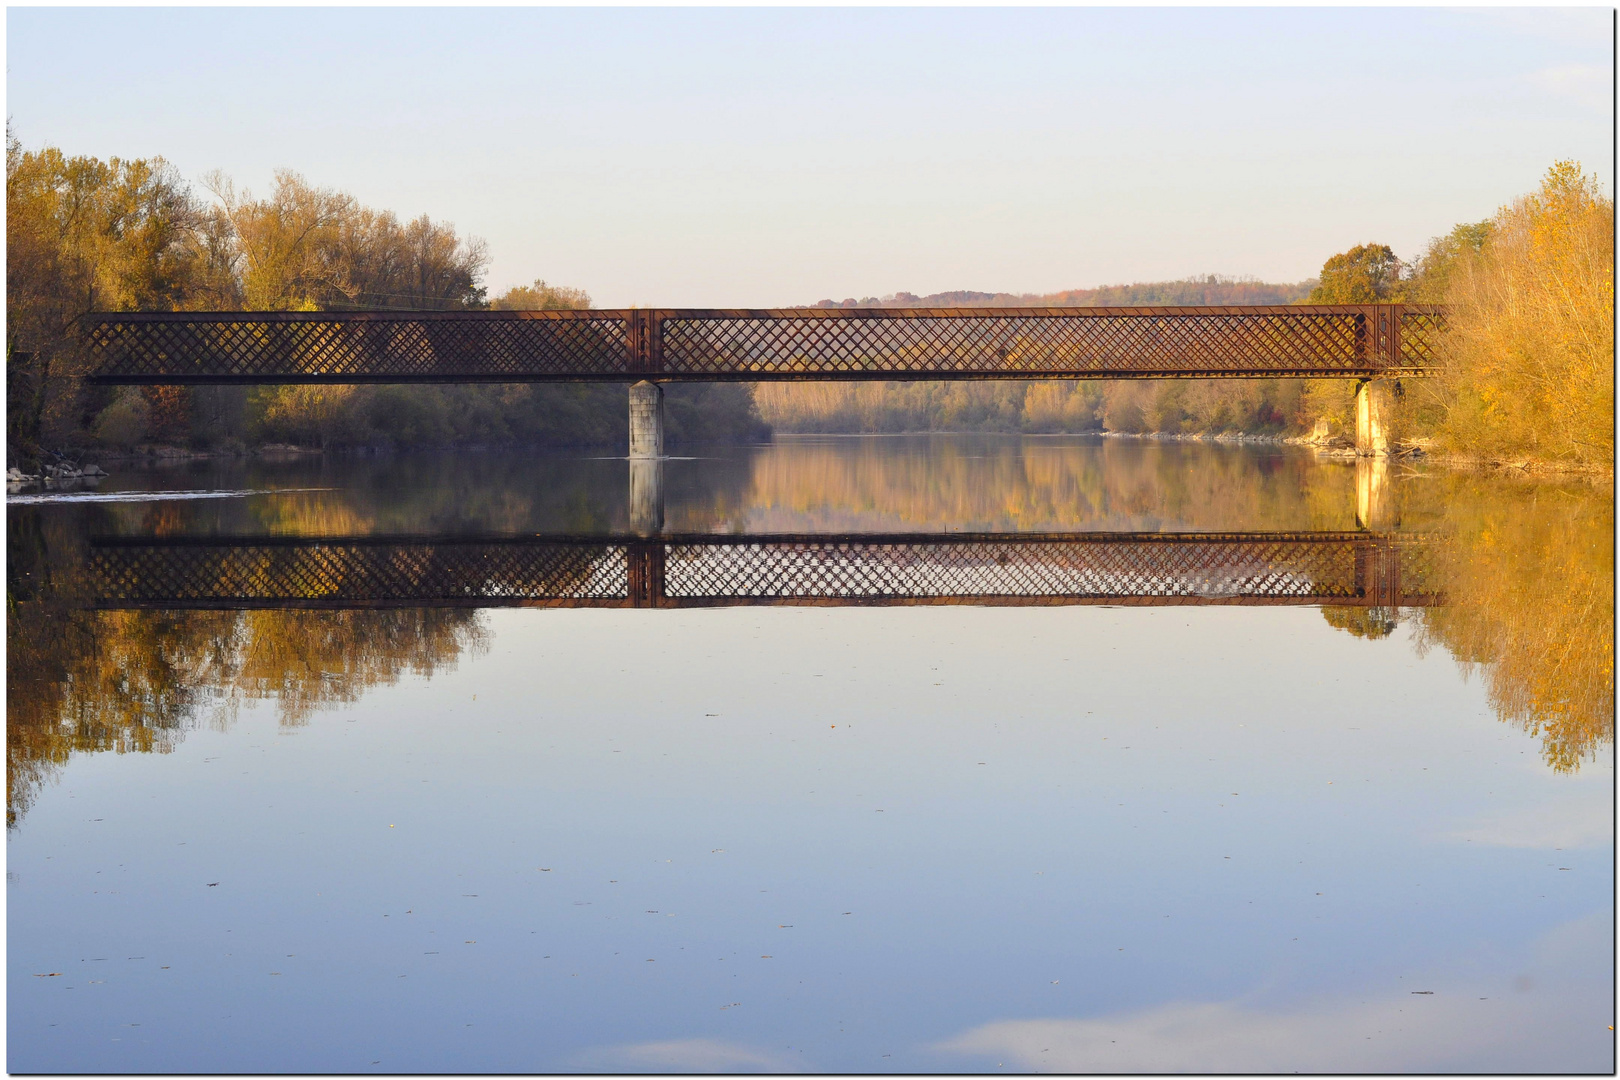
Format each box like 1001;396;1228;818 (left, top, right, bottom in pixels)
7;438;1613;1073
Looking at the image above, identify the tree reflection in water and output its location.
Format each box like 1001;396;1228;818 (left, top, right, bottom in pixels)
6;604;485;828
7;455;1613;826
1415;475;1612;773
742;436;1361;532
1322;471;1614;773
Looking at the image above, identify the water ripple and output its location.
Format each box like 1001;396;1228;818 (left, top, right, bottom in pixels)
6;488;334;505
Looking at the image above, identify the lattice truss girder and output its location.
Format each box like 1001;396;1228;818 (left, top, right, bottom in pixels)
84;535;1434;608
660;312;1369;377
84;307;1444;382
666;538;1357;599
1398;310;1444;367
88;542;628;603
86;314;631;381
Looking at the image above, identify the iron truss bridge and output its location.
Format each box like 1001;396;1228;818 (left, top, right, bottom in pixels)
83;305;1443;385
83;531;1437;611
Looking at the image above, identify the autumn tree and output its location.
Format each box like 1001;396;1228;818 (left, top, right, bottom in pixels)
6;134;225;455
1432;161;1614;467
196;169;493;445
204;169;353;310
335;208;488;310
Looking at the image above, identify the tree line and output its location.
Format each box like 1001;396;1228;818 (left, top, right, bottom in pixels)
5;136;766;464
8;136;1610;472
770;163;1613;471
1289;161;1611;469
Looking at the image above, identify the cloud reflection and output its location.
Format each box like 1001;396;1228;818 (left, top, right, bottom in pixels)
574;1037;800;1073
1447;792;1614;850
939;912;1613;1073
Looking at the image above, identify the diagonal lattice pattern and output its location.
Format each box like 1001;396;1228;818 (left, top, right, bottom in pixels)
88;539;627;606
1399;308;1446;368
665;535;1377;602
84;306;1443;383
661;308;1385;378
86;312;631;383
85;533;1435;609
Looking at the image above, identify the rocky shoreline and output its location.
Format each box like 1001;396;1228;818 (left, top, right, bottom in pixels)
1098;428;1369;456
1094;429;1612;475
7;461;110;492
4;442;326;492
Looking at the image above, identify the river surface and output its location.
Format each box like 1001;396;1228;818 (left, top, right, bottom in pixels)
7;435;1613;1073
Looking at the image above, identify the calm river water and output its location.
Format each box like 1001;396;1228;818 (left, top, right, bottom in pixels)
7;435;1614;1073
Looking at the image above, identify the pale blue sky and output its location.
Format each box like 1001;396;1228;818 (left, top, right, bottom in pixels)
7;6;1613;306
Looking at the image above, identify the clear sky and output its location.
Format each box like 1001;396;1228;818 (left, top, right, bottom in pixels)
6;6;1613;307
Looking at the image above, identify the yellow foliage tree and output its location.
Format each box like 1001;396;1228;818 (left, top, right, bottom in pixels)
1433;161;1614;469
7;136;230;450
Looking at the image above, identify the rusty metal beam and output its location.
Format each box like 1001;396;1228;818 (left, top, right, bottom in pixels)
82;305;1444;385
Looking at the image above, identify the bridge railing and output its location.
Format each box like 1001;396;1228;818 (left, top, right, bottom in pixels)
83;305;1444;384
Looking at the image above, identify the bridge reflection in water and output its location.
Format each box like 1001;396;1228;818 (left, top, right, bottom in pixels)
87;532;1436;611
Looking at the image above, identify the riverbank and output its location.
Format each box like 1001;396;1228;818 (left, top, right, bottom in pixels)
1400;451;1616;479
1093;428;1614;477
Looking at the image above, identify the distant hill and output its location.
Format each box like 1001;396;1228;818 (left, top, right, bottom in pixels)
776;274;1325;438
812;275;1314;308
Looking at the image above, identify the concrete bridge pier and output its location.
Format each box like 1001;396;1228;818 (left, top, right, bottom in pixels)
1354;378;1397;456
629;457;664;536
629;381;665;536
629;380;664;459
1355;456;1398;531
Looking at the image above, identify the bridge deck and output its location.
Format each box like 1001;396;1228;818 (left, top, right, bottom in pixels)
79;532;1438;610
84;305;1443;384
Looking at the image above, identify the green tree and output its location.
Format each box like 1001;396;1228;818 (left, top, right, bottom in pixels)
1293;243;1408;436
1306;243;1405;303
491;279;592;310
1405;221;1493;303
